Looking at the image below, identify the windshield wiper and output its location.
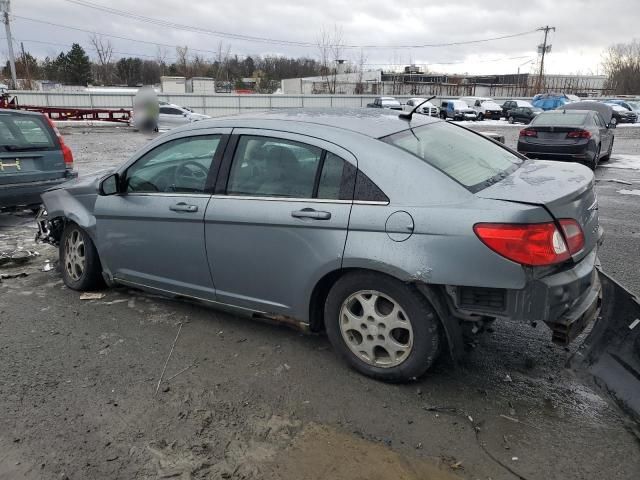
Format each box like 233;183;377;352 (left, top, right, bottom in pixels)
2;145;47;152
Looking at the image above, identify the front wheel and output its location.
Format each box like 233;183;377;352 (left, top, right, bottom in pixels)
477;113;484;121
325;272;441;382
60;222;105;291
508;116;515;124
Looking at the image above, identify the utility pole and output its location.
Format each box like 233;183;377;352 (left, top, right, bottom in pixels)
535;25;555;93
1;0;17;89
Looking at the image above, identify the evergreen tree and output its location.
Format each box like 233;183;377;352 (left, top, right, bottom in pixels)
65;43;92;85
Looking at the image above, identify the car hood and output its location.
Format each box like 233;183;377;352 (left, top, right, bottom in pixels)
45;168;115;195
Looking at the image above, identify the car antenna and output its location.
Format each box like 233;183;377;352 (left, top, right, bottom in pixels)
399;95;436;121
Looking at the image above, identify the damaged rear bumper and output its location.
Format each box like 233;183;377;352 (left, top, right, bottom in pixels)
446;249;602;345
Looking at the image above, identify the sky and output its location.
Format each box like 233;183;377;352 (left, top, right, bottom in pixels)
2;0;639;77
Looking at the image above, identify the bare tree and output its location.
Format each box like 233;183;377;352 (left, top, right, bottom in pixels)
89;34;114;85
213;41;232;81
156;46;169;76
317;25;344;94
354;48;368;94
602;40;640;94
175;45;189;77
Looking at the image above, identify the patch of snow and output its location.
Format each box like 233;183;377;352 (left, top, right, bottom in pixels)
618;189;640;196
53;120;127;127
601;154;640;170
456;119;520;127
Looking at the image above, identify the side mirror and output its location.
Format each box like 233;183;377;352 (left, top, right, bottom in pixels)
183;113;188;117
99;173;120;196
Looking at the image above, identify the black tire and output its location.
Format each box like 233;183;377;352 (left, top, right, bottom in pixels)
325;271;441;382
439;112;447;120
508;116;515;124
59;222;105;291
587;144;600;170
477;112;484;121
600;138;613;162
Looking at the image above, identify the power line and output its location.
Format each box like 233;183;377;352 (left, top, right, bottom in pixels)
10;15;535;68
61;0;539;49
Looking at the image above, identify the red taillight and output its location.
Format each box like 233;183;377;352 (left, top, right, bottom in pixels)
559;219;585;254
44;114;74;169
566;129;591;139
474;222;569;266
519;128;537;137
61;143;74;166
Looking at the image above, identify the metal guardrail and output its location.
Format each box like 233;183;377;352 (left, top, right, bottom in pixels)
5;90;624;118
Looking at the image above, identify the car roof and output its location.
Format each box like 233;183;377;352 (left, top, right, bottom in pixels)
179;108;439;139
0;108;47;118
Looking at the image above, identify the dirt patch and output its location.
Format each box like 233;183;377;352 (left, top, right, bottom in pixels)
263;424;462;480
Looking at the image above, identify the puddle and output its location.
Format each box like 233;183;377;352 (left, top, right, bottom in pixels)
263;424;463;480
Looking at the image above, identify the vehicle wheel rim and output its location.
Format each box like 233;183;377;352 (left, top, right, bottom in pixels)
64;229;85;281
339;290;413;368
509;117;514;123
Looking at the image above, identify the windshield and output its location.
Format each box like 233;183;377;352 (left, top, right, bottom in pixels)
627;101;640;110
382;122;521;192
0;114;56;151
532;112;587;126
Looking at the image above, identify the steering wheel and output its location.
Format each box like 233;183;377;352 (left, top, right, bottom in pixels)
173;161;209;188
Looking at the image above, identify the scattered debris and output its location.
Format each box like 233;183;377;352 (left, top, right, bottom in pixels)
600;178;633;185
154;322;184;397
618;189;640;196
0;249;39;268
504;374;513;382
166;363;196;382
42;261;54;272
0;272;28;280
80;292;106;300
512;457;519;461
630;319;640;330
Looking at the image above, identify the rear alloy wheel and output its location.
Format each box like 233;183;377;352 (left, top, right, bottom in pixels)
508;116;515;124
325;272;441;382
60;223;104;291
600;138;613;162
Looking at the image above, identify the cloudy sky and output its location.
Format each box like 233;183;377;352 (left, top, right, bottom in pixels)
3;0;639;76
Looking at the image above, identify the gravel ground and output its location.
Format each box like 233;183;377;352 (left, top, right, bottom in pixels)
1;123;639;480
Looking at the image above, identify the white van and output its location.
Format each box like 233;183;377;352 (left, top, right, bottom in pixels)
460;96;503;120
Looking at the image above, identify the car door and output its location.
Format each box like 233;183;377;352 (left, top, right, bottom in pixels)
95;130;230;299
593;112;613;153
204;130;356;318
159;106;187;129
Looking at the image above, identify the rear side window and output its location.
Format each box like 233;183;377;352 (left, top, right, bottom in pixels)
382;122;521;192
0;114;55;150
532;113;587;126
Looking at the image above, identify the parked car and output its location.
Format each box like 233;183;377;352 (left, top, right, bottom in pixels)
440;100;477;121
403;98;439;117
366;97;402;110
37;109;603;381
460;96;503;120
532;93;573;111
501;99;534;117
0;109;77;210
132;102;210;131
606;99;640;122
604;102;638;124
38;110;601;381
517;103;615;169
506;106;543;124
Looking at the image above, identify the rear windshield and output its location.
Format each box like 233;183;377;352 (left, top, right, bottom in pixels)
531;112;587;126
382;122;521;192
0;114;56;151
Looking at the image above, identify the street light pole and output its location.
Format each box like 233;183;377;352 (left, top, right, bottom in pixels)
1;0;17;89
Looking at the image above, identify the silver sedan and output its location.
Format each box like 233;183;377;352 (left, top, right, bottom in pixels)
38;109;602;381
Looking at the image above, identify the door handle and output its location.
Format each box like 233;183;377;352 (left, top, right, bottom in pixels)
170;202;198;213
291;208;331;220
